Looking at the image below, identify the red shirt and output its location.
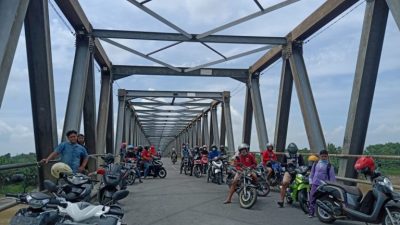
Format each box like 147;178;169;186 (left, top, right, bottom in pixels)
235;153;257;170
149;146;157;157
141;150;151;161
262;150;277;165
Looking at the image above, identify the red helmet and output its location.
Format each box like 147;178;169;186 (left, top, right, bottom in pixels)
354;156;375;174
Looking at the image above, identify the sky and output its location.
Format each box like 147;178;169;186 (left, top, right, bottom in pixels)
0;0;399;155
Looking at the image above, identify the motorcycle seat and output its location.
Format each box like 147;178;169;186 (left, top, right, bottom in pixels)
30;192;51;200
326;182;362;197
76;202;92;210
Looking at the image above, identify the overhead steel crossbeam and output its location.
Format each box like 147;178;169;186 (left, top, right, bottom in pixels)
125;0;292;72
112;65;248;81
124;90;224;101
92;29;287;45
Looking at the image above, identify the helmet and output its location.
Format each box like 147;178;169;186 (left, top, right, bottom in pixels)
238;143;249;152
211;144;217;151
137;145;143;151
220;145;225;149
266;143;273;150
51;162;72;178
127;145;134;149
308;154;319;162
354;156;375;175
102;153;115;164
287;143;298;155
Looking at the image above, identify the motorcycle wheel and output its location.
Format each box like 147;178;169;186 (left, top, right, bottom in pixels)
127;173;136;185
194;166;201;178
158;168;167;178
216;173;222;185
382;207;400;225
316;197;336;224
257;182;270;197
298;189;309;214
239;187;258;209
184;166;189;175
207;171;211;183
285;191;293;204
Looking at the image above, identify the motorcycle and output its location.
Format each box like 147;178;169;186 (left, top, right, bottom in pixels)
139;156;167;178
193;154;203;178
124;157;138;185
181;157;191;175
285;165;310;214
51;172;94;203
171;155;177;165
6;185;128;225
267;161;284;190
315;170;400;224
207;156;223;185
255;164;271;197
233;168;258;209
94;161;129;205
200;154;208;174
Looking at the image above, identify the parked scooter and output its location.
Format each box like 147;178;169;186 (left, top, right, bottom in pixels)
207;156;223;185
285;165;310;214
315;157;400;224
92;154;129;205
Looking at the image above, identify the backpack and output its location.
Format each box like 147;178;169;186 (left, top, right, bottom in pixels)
311;161;331;181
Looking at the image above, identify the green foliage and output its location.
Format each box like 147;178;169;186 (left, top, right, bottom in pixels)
0;153;38;196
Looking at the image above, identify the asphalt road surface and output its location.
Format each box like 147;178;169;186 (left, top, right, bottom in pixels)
120;159;363;225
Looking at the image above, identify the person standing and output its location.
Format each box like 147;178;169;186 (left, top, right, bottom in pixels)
41;130;88;173
308;150;336;218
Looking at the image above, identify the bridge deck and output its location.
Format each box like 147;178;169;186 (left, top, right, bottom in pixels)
120;160;362;225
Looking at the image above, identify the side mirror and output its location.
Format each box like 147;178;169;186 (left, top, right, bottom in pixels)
112;190;129;201
44;180;58;193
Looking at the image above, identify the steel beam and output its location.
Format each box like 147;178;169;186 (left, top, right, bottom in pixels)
250;0;359;74
125;90;224;100
54;0;111;69
24;0;57;190
129;114;136;144
339;0;389;180
220;105;226;146
106;89;114;154
202;113;210;146
386;0;400;30
249;76;269;151
289;44;326;152
131;101;211;107
242;83;253;145
223;92;235;156
124;107;131;143
196;0;300;39
210;106;220;147
274;58;293;152
92;29;287;45
97;70;112;154
83;54;97;171
62;35;90;140
197;119;202;147
0;0;29;107
112;65;248;81
135;109;203;113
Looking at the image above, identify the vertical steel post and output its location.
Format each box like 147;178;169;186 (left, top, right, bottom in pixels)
197;118;202;146
339;0;389;180
0;0;29;107
83;54;97;171
274;57;293;152
124;106;131;143
97;69;112;155
24;0;57;190
242;83;253;145
223;91;235;156
62;35;91;140
106;89;114;154
202;113;210;146
289;44;326;153
220;105;226;146
210;105;220;147
115;90;126;153
130;114;136;144
249;76;269;151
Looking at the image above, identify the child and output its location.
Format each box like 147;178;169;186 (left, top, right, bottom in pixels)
308;149;336;218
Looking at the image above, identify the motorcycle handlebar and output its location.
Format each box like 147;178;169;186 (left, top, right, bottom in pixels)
48;198;68;208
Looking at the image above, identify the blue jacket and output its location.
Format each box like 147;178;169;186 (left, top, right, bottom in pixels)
208;149;220;160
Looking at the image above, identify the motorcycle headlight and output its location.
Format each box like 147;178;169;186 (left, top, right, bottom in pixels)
379;177;394;192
